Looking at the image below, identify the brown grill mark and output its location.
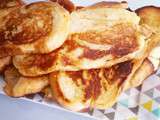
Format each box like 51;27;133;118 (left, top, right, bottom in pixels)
0;3;53;45
67;71;84;86
85;69;101;100
62;56;74;66
104;61;133;86
81;48;109;60
65;39;110;60
72;24;137;44
70;24;139;58
65;39;79;52
31;51;57;70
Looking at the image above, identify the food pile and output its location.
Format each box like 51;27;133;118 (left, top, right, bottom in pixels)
0;0;160;111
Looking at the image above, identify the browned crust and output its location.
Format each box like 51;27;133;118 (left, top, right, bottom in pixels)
4;65;49;97
76;1;128;10
0;1;70;57
30;52;58;70
0;2;53;45
89;1;128;9
0;0;24;9
0;44;24;57
70;23;139;58
123;58;155;91
136;6;160;33
49;60;133;110
50;0;75;12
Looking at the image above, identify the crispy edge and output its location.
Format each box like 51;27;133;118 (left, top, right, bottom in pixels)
88;1;128;9
123;59;155;91
4;66;49;97
0;56;11;73
136;6;160;33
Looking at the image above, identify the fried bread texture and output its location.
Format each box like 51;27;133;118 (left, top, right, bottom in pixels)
0;2;70;57
13;4;148;76
4;66;49;97
0;0;24;9
136;6;160;33
0;56;11;73
49;57;158;111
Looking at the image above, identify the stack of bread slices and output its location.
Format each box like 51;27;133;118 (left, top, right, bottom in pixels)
0;0;160;111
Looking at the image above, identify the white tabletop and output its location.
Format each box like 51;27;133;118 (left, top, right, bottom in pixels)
0;94;95;120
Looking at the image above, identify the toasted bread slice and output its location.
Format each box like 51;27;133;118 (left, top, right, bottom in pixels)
0;56;11;73
0;0;24;9
50;0;75;12
0;2;70;57
136;6;160;33
49;71;91;111
123;41;160;91
13;5;148;76
4;66;49;97
49;59;152;110
123;6;160;90
49;51;159;111
49;32;160;111
123;58;158;91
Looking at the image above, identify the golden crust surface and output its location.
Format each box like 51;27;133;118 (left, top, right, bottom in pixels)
0;1;70;57
13;6;147;76
87;1;128;9
4;66;49;97
48;31;160;111
49;59;143;110
0;0;24;9
49;53;159;111
123;59;154;91
136;6;160;33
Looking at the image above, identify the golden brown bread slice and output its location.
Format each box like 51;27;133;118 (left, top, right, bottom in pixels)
49;57;158;111
0;0;24;9
123;6;160;90
0;1;70;57
136;6;160;60
13;4;148;76
48;32;160;111
136;6;160;33
4;66;49;97
0;56;11;73
123;44;160;91
123;57;159;91
122;33;160;91
49;39;160;111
